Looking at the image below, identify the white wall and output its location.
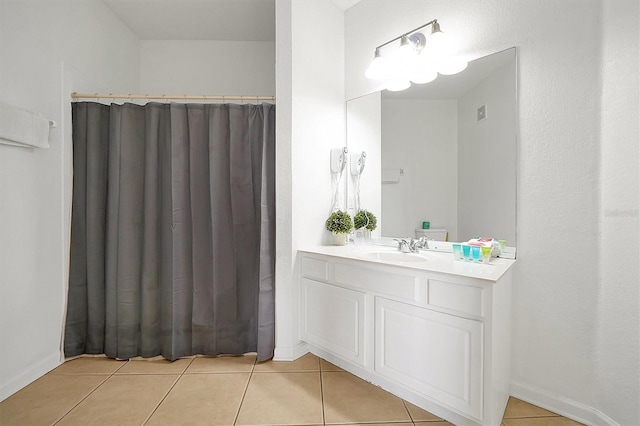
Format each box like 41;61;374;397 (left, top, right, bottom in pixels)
458;61;516;243
596;1;640;424
140;40;275;95
274;0;295;358
274;0;345;359
346;0;638;424
0;0;140;401
381;99;457;239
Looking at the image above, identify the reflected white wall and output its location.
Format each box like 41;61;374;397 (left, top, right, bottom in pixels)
381;99;457;239
346;93;381;236
457;60;516;243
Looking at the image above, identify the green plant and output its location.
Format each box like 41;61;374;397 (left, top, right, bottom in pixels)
325;210;353;234
354;210;377;231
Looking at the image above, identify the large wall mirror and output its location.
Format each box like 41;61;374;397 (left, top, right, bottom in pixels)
346;47;517;248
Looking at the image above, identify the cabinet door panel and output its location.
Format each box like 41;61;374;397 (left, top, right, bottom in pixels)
375;297;483;420
302;278;365;365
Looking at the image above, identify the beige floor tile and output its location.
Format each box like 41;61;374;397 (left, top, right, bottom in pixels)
116;358;192;375
185;354;256;373
320;358;344;372
235;372;323;425
56;374;178;426
322;371;411;424
50;357;126;375
415;422;455;426
404;401;443;422
3;356;586;426
504;397;559;418
146;373;250;425
503;417;584;426
0;375;106;426
331;424;414;426
254;352;320;372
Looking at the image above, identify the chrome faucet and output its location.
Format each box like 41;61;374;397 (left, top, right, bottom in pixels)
394;238;412;253
415;236;430;250
394;237;429;253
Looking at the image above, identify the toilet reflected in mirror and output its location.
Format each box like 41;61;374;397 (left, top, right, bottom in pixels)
415;228;448;241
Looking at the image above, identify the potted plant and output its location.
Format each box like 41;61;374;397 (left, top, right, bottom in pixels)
354;209;377;232
325;210;353;245
353;209;377;244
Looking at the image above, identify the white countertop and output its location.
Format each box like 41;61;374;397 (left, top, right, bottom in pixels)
299;243;516;282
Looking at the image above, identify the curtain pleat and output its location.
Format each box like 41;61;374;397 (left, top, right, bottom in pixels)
65;102;110;356
257;105;276;360
65;101;275;361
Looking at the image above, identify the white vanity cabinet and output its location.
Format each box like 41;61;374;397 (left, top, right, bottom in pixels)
299;248;514;426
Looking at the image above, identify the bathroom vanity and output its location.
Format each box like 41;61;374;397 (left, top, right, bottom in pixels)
298;245;515;426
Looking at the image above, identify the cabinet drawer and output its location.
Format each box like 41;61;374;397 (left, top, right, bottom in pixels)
301;256;329;281
428;279;484;317
334;262;423;303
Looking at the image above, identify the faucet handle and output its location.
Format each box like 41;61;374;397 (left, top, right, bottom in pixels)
394;238;410;252
418;236;429;249
408;237;429;251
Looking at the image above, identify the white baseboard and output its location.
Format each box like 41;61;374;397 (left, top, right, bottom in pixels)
510;381;619;426
273;341;309;361
0;351;62;402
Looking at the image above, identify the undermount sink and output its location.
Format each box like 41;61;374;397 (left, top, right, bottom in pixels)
359;250;428;263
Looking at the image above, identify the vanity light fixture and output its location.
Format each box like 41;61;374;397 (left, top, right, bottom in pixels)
364;19;468;91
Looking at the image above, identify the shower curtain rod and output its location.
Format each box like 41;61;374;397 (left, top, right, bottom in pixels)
70;92;276;102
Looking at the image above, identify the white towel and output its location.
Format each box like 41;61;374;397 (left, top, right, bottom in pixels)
382;168;402;183
0;103;51;149
467;238;501;257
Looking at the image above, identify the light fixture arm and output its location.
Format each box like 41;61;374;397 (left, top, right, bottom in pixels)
374;19;438;50
365;17;466;91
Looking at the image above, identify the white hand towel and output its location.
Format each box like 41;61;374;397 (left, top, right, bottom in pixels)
0;103;51;149
467;238;501;257
382;168;402;183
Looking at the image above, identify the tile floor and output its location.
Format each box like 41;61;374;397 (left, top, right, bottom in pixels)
0;353;584;426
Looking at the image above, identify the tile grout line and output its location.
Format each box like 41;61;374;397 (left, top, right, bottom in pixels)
401;399;415;425
51;374;111;425
52;358;130;425
319;360;326;426
232;356;258;426
140;357;196;426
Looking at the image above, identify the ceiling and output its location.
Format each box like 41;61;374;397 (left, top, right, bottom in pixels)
103;0;362;41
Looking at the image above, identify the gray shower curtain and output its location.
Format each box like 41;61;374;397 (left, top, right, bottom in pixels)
65;102;275;362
